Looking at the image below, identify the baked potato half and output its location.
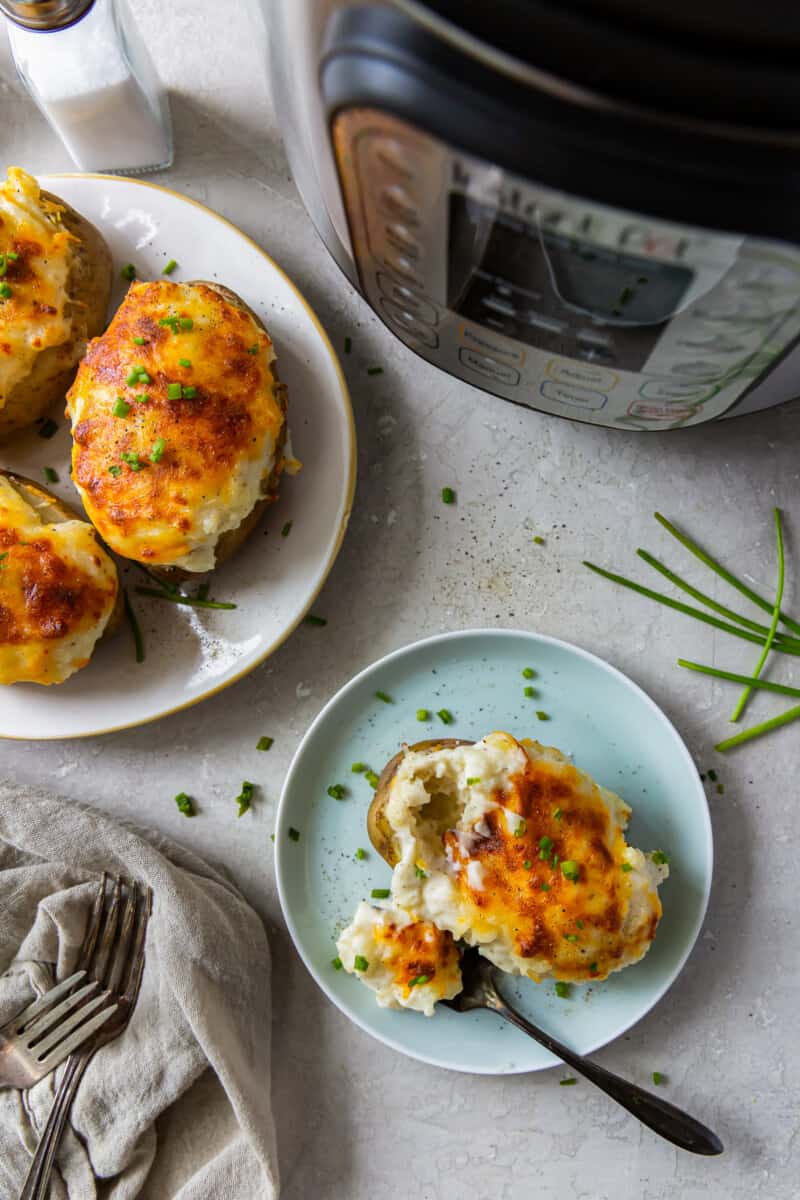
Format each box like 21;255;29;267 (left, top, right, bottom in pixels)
368;738;473;867
66;278;290;578
0;469;121;685
0;167;111;440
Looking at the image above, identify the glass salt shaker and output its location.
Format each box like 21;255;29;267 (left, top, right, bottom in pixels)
0;0;173;174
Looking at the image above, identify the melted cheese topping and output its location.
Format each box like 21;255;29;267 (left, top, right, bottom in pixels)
337;902;462;1016
0;167;75;404
387;733;668;983
0;478;118;685
67;280;286;571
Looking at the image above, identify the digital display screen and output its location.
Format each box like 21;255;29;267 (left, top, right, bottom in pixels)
447;195;694;369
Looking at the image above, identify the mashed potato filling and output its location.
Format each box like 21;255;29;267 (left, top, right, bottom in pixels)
337;901;462;1016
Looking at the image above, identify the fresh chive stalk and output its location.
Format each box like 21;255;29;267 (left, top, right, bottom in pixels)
677;659;800;698
135;586;236;610
636;549;778;638
123;588;145;663
715;704;800;752
729;508;785;722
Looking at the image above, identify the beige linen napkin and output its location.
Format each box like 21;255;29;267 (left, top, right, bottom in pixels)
0;783;278;1200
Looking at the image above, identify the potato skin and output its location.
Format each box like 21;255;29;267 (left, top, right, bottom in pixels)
68;278;288;578
0;183;111;440
367;739;473;867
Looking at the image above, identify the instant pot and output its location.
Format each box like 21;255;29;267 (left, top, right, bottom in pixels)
267;0;800;429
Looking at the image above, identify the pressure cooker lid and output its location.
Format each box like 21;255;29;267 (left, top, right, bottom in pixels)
408;0;800;131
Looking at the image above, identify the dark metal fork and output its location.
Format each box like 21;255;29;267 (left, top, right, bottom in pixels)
19;873;152;1200
442;947;723;1156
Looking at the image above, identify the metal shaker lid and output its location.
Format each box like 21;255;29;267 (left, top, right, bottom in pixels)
0;0;94;30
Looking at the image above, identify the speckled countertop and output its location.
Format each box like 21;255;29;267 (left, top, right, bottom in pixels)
1;3;798;1197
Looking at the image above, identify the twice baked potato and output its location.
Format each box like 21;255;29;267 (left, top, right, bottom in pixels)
0;469;120;685
0;167;111;440
66;279;290;577
369;738;470;867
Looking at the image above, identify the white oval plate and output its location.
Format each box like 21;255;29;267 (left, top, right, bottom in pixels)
0;174;355;738
276;629;712;1075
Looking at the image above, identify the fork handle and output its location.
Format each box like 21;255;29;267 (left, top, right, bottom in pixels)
19;1052;90;1200
494;1000;723;1156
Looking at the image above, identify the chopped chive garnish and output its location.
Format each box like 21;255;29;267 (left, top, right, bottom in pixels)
247;344;258;354
354;955;369;971
150;437;166;463
344;336;352;354
0;282;11;299
364;770;380;788
133;336;146;345
123;588;144;663
366;366;383;376
553;808;563;820
524;686;535;698
167;382;182;400
331;956;343;970
0;552;10;568
355;848;366;860
38;418;58;439
375;690;392;703
182;386;197;399
121;452;143;471
414;865;427;878
288;827;300;841
112;396;130;418
351;762;367;773
126;366;149;386
6;251;18;260
536;711;550;720
540;881;550;891
551;853;559;869
43;466;58;483
174;792;194;817
466;776;481;786
555;981;570;999
327;783;347;800
538;836;553;854
256;736;273;751
178;357;192;368
717;783;724;794
589;962;598;974
522;667;536;678
621;862;633;872
576;920;584;929
652;1071;665;1085
437;708;454;724
408;974;429;987
523;860;532;870
416;709;429;721
179;317;193;330
533;536;545;545
235;780;254;817
162;258;178;275
371;888;390;899
559;1077;577;1086
561;860;579;882
159;316;179;331
514;819;527;837
651;850;669;865
564;933;578;943
281;521;292;537
121;263;136;281
135;586;236;610
108;464;122;477
305;614;327;627
441;486;455;504
707;768;718;782
134;393;150;404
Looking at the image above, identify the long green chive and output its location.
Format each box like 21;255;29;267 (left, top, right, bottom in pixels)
364;770;380;788
561;860;580;882
441;486;455;504
163;258;178;275
416;709;429;721
327;784;347;800
120;263;136;281
135;586;236;610
354;955;369;971
167;382;182;400
355;848;366;860
151;437;166;463
637;549;774;638
730;508;785;722
583;561;800;656
256;736;273;751
654;511;800;638
38;418;58;439
123;588;144;663
281;521;292;538
174;792;195;817
288;827;300;841
371;888;390;899
555;981;570;999
677;659;800;699
305;614;327;627
375;690;392;703
408;974;430;987
351;762;367;773
716;704;800;752
437;708;454;724
236;780;254;817
43;466;58;483
331;956;343;970
112;397;130;418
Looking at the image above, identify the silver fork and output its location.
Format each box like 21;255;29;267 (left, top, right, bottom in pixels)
0;971;117;1090
19;873;152;1200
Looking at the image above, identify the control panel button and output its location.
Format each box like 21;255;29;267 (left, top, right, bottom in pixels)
541;380;607;411
379;185;419;225
380;249;424;288
459;323;525;366
526;313;567;336
482;295;517;318
380;299;439;347
384;222;420;258
458;347;520;386
546;359;618;391
628;400;696;421
371;138;415;178
376;273;438;324
639;379;717;403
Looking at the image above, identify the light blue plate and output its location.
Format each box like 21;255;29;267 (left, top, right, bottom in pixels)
275;629;712;1075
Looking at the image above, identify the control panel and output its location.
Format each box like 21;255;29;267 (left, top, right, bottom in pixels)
333;108;800;428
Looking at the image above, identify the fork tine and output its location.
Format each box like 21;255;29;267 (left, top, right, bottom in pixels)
30;990;115;1059
37;1002;118;1069
10;971;87;1034
90;875;122;984
21;981;100;1042
122;886;152;1005
76;872;109;974
106;882;138;995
